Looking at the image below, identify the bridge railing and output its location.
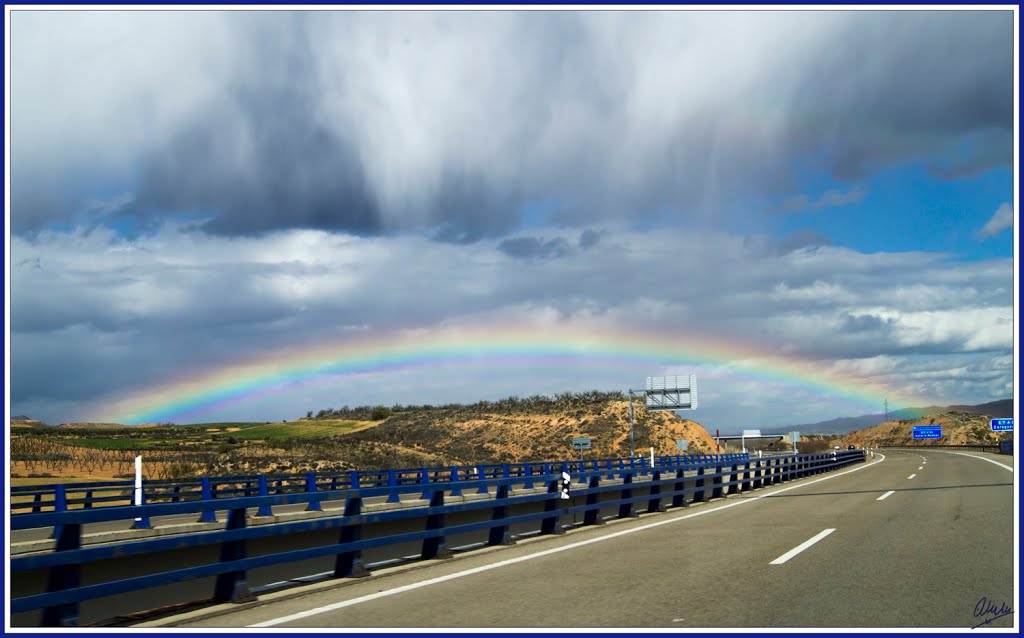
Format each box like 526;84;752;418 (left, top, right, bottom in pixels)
10;450;863;626
878;444;1007;454
10;453;752;515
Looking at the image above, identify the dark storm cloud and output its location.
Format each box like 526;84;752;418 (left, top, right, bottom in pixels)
131;16;381;236
578;229;602;249
786;11;1013;181
9;10;1014;239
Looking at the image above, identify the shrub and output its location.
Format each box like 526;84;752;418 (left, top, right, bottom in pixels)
164;463;198;479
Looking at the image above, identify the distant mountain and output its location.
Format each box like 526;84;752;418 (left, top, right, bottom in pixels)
763;399;1013;435
9;415;53;428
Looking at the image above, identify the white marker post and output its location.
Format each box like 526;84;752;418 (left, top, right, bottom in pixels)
650;447;654;467
134;455;143;522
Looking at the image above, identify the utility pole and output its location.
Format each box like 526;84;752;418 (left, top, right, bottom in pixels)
884;398;889;422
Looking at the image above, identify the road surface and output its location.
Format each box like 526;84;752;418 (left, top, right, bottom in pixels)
146;449;1016;630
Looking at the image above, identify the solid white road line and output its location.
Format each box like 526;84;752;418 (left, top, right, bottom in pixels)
876;490;895;501
769;528;836;565
908;474;916;479
951;452;1014;472
249;455;888;627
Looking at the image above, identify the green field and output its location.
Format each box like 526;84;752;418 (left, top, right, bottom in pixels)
62;438;161;449
222;420;372;440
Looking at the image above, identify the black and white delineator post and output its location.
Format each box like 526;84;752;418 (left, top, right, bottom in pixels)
560;472;571;500
628;375;698;458
134;455;142;521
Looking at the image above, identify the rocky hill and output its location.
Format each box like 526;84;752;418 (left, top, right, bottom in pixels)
841;411;1012;448
339;399;717;465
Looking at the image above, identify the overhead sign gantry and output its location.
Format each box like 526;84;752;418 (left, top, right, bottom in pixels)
628;375;697;458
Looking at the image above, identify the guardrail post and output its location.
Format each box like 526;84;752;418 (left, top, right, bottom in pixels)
740;461;752;492
131;485;152;530
488;484;515;546
733;462;745;495
255;475;272;517
84;489;93;510
711;464;724;499
583;475;605;525
446;466;462;497
334;495;369;578
522;464;534;490
693;466;706;503
349;470;360;490
420;490;451;560
49;484;68;540
672;467;687;507
647;470;665;513
198;477;218;523
477;465;489;495
607;459;616;480
305;472;322;511
386;470;400;503
419;468;432;500
32;493;43;513
541;478;565;535
617;473;637;518
40;522;82;626
213;508;255;603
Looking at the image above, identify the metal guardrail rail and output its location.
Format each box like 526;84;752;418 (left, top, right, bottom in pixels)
878;444;1009;454
10;450;865;626
10;453;751;516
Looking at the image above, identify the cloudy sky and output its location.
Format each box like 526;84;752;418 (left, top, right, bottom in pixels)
6;8;1017;431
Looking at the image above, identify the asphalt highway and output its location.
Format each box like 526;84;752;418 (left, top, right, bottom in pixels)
152;449;1016;630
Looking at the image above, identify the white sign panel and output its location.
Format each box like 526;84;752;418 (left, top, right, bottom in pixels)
645;374;697;410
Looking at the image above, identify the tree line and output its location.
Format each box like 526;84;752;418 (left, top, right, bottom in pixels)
306;390;628;420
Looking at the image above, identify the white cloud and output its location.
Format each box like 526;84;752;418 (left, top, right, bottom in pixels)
977;202;1014;238
9;223;1014;425
780;186;869;214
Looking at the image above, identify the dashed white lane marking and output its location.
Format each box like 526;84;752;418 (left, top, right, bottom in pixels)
876;490;895;501
918;466;924;470
249;455;888;627
769;528;836;565
908;474;917;479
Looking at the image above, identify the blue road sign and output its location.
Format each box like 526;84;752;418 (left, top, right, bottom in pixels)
912;425;942;439
991;418;1014;432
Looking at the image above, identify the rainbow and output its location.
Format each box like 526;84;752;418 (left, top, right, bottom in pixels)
89;322;930;424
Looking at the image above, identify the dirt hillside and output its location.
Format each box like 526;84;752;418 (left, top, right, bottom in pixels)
841;411;1012;448
340;399;717;464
